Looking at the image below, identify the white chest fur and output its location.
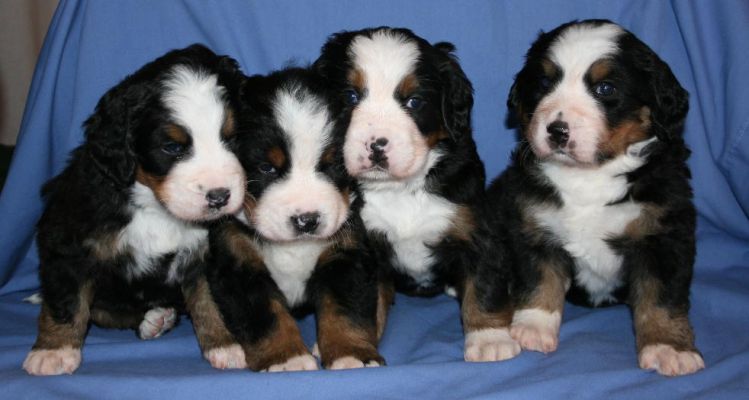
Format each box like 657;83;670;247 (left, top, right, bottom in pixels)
361;181;457;286
119;183;207;281
259;240;328;307
532;153;646;304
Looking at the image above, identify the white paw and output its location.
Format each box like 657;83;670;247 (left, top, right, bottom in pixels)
262;354;318;372
464;328;521;362
639;344;705;376
23;347;81;375
204;344;247;369
510;308;561;353
139;307;177;340
329;356;381;370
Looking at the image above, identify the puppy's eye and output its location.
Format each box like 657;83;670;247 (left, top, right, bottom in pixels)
344;89;360;105
161;142;186;156
540;77;552;90
594;82;616;97
258;162;277;175
405;96;424;110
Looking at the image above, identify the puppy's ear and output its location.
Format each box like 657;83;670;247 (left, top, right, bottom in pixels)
84;83;143;187
435;42;474;141
631;38;689;141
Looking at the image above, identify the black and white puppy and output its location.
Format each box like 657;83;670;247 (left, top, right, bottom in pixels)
490;19;704;375
194;68;385;372
23;44;246;375
314;27;520;362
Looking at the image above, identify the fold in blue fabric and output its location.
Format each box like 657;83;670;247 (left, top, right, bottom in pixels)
0;1;747;398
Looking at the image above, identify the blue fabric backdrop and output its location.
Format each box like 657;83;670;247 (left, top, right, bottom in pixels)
1;1;747;398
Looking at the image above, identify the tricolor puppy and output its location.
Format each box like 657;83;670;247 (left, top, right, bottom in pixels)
314;27;520;362
23;44;246;375
196;68;385;372
489;19;704;376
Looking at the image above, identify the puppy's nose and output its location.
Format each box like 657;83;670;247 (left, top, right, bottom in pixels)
291;212;320;234
206;188;231;209
370;137;388;152
368;137;389;167
547;120;570;147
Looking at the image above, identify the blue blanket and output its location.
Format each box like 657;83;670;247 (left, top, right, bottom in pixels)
1;1;747;398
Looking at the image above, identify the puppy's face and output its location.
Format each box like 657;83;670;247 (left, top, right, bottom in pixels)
134;65;246;221
316;28;472;182
237;71;351;242
509;20;688;166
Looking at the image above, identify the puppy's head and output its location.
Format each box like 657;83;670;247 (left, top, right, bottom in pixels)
508;20;688;166
314;27;473;182
236;68;351;242
84;44;246;221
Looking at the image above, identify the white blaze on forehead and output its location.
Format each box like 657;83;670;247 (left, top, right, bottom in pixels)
549;23;623;75
157;65;245;221
350;30;420;98
273;84;332;173
163;65;228;153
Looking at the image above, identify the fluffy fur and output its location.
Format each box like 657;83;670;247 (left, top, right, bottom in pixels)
314;27;519;362
191;68;386;372
489;19;704;376
23;44;245;375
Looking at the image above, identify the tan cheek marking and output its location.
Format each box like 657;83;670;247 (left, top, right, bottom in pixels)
243;299;310;371
426;128;450;148
461;278;513;333
599;106;652;157
184;278;238;352
135;166;170;204
32;282;93;350
316;294;381;368
632;278;698;353
321;146;336;166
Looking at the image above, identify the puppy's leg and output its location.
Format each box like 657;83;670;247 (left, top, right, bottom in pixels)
510;264;568;353
632;277;703;376
184;277;246;370
205;220;315;372
462;276;520;362
312;251;384;370
23;281;93;376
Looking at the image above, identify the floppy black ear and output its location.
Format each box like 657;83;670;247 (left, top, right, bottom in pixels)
435;42;474;141
84;83;142;187
633;40;689;141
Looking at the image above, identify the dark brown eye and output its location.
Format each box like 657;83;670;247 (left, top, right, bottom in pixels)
258;162;277;174
594;81;616;97
161;142;186;156
405;96;424;110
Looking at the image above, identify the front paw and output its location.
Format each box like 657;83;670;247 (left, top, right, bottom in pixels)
464;328;521;362
329;355;384;370
139;307;177;340
204;344;247;369
261;354;318;372
639;344;705;376
510;308;561;353
23;347;81;376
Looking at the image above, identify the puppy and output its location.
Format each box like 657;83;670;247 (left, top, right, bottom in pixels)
490;19;704;376
314;27;520;362
192;68;385;372
23;44;246;375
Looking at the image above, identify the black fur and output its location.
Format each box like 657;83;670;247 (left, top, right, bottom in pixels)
29;44;243;365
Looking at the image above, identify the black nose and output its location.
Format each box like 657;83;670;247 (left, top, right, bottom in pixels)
370;137;388;152
547;120;570;147
291;212;320;234
206;188;231;209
